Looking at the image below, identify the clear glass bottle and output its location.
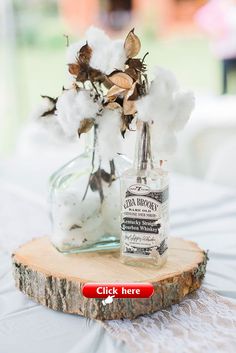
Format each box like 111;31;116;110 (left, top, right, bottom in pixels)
49;126;131;253
120;121;169;267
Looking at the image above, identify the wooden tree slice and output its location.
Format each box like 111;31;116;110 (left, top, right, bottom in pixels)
12;237;208;320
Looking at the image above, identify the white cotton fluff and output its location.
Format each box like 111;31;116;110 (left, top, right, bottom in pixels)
75;90;100;118
171;90;195;131
98;109;122;160
31;97;68;139
31;96;55;120
137;67;179;125
86;26;127;74
66;40;85;64
56;89;81;137
56;89;100;138
136;67;195;156
108;39;127;72
51;184;104;248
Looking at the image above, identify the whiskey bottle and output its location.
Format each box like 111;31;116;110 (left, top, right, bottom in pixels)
120;121;169;267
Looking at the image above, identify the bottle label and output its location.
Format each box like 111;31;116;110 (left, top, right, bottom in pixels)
121;184;168;258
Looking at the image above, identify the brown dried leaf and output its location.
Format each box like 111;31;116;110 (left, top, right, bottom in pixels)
106;102;122;111
121;114;134;137
103;77;113;89
90;172;100;191
124;28;141;58
79;42;92;64
106;85;126;100
41;95;57;104
78;118;94;137
125;67;138;81
69;224;82;231
68;63;80;76
101;169;111;183
126;58;146;71
89;68;104;82
123;92;137;115
126;83;139;101
89;170;104;203
108;72;133;89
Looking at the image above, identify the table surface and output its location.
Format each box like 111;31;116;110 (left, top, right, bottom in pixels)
0;167;236;353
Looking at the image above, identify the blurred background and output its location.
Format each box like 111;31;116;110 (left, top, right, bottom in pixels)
1;0;236;192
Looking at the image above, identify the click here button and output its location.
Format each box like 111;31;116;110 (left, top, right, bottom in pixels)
82;283;154;299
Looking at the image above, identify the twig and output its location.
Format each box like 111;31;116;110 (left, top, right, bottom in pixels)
97;165;104;203
63;34;69;47
82;125;97;201
142;52;149;63
109;159;116;186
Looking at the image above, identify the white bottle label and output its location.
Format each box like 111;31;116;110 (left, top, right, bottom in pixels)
121;184;168;258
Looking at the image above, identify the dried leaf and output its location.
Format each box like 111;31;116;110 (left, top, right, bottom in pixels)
121;126;126;138
41;95;57;104
103;77;114;89
106;102;122;111
68;63;80;76
126;58;146;72
106;85;126;100
124;28;141;58
108;72;133;89
78;118;94;137
40;96;58;117
89;171;100;191
123;92;137;115
89;170;104;202
41;108;56;117
69;224;82;231
125;67;138;81
121;114;134;137
126;83;138;101
79;42;92;64
89;68;104;82
101;169;111;183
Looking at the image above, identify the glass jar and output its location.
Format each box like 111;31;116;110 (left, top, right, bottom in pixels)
49;127;131;253
120;121;169;268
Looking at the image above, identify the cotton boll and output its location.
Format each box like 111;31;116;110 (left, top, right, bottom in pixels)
98;109;122;160
86;27;111;73
137;67;178;126
86;26;110;49
37;114;65;139
31;97;55;120
66;40;85;64
151;67;179;97
136;95;153;122
136;91;175;127
107;39;127;73
31;97;67;139
75;90;100;119
90;49;109;73
171;91;195;131
56;89;82;137
86;26;126;74
137;66;194;157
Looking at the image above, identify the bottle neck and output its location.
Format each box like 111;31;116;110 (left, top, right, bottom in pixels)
83;124;97;154
134;121;154;171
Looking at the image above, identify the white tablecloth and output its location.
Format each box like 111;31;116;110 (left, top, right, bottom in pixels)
0;170;236;353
